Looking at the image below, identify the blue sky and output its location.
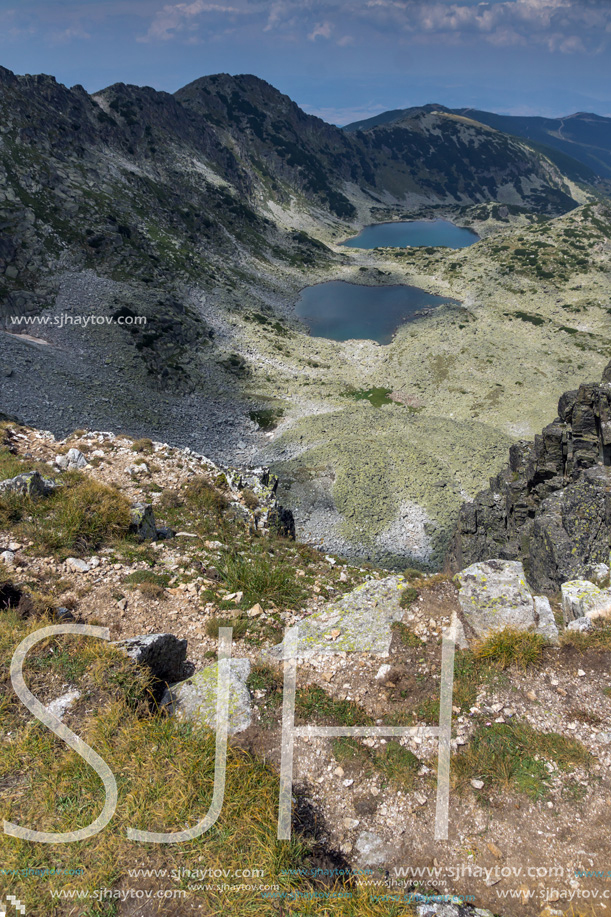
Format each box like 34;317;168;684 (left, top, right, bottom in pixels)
0;0;610;123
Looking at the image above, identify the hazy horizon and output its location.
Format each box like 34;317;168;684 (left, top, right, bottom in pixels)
0;1;609;125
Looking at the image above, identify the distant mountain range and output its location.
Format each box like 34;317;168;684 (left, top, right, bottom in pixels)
344;104;611;182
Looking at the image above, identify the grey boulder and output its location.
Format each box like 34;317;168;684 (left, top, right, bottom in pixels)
56;448;88;471
129;502;158;541
0;470;56;497
561;579;611;625
161;659;251;735
455;560;559;643
266;575;409;660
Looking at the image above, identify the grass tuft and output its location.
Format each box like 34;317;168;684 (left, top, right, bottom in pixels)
183;476;228;517
473;628;546;670
28;476;132;558
561;621;611;652
217;549;306;609
131;438;154;454
399;586;419;610
295;685;372;727
205;615;249;640
453;719;591;800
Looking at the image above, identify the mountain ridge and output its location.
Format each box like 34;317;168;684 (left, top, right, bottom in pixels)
344;103;611;182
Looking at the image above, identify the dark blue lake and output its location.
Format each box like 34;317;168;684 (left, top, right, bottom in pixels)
295;281;459;345
342;219;479;249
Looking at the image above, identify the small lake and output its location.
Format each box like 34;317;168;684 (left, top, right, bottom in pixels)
295;281;459;345
342;219;479;249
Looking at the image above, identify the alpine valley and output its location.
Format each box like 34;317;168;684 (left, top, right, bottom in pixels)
1;67;611;568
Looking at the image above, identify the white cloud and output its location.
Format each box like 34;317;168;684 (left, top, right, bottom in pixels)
50;25;92;43
308;20;333;40
132;0;611;51
138;0;249;42
558;34;586;53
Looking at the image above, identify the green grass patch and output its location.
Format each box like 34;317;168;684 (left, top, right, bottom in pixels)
332;736;371;766
216;549;306;609
453;720;591;800
22;475;132;558
374;742;420;790
399;586;419;610
249;408;284;431
332;737;420;790
392;621;424;647
295;685;372;727
123;570;171;587
342;387;393;408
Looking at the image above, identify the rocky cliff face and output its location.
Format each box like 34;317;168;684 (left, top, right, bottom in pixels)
449;361;611;593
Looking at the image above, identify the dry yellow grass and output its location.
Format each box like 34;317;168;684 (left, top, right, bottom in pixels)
0;610;415;917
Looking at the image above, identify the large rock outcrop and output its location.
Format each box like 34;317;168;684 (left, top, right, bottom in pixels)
449;361;611;593
455;560;559;643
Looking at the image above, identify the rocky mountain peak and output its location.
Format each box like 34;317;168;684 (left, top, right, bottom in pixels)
450;359;611;593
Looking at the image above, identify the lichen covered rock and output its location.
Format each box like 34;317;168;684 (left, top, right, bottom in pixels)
161;659;251;735
450;362;611;594
266;575;409;659
0;470;56;497
455;559;558;643
129;502;158;541
561;579;611;625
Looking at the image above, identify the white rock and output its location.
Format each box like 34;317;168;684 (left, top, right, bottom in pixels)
375;664;392;681
567;616;592;633
534;595;560;644
0;550;15;565
47;690;81;720
354;831;392;867
342;817;359;829
561;580;611;624
470;778;485;790
63;448;88;470
66;557;90;574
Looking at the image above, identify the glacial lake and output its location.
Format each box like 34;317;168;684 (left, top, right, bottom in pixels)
295;281;459;345
342;219;479;249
